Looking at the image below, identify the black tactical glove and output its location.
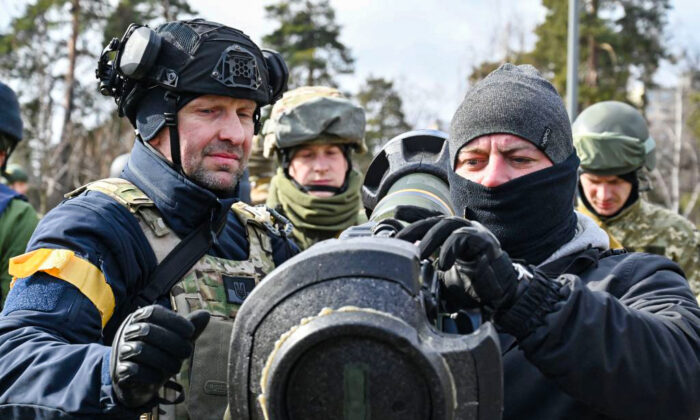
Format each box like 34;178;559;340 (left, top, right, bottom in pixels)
110;305;210;408
396;216;530;313
371;205;445;237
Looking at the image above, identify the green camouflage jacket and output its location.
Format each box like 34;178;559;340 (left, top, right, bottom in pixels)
581;199;699;295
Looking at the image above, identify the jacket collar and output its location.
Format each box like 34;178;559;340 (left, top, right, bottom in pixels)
122;139;237;237
540;211;610;266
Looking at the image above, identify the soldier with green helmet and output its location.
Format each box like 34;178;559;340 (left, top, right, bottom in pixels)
573;100;700;295
4;163;30;196
263;86;368;249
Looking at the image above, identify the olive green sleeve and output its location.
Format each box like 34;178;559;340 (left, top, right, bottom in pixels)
0;199;39;307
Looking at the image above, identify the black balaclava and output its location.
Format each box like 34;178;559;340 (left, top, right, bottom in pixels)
448;63;578;266
578;170;639;220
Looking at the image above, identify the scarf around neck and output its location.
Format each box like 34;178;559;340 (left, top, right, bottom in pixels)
267;168;365;249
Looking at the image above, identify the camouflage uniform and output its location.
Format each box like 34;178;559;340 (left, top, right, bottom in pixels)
573;101;699;296
578;200;700;294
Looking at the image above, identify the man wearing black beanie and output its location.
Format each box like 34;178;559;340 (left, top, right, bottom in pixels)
397;64;700;419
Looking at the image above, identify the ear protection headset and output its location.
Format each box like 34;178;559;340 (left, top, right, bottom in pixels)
96;20;289;171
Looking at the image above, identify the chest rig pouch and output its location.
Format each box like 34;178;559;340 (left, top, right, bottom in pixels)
69;178;283;420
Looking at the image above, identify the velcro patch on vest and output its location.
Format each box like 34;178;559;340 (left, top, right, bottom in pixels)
204;380;228;396
223;275;256;304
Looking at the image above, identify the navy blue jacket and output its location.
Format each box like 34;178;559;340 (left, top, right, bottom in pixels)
500;250;700;419
0;140;298;418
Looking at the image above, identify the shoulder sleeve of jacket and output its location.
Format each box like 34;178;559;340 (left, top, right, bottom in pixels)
0;191;154;416
663;218;700;295
0;199;39;305
501;252;700;420
10;190;155;323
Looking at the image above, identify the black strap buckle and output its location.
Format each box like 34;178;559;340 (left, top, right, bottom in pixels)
163;112;177;126
163;92;179;126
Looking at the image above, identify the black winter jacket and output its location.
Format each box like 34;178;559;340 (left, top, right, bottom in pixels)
500;246;700;419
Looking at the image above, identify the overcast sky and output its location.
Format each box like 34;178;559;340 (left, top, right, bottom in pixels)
2;0;699;127
181;0;700;126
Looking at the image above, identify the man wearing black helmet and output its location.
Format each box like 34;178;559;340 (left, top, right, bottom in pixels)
398;64;700;419
0;20;297;419
0;82;39;308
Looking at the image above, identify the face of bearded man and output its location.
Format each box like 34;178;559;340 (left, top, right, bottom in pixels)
151;94;255;194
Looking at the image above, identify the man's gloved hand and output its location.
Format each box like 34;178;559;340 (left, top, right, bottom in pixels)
370;205;445;237
110;305;210;408
396;216;529;313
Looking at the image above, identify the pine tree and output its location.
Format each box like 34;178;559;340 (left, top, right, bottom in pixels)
355;77;411;171
530;0;671;109
0;0;196;211
468;0;671;110
263;0;354;88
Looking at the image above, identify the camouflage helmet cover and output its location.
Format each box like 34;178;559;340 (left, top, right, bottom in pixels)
262;86;367;158
573;101;656;175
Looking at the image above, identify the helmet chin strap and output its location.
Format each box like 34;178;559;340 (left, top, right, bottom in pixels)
300;183;343;194
163;92;182;172
0;142;16;177
162;92;261;173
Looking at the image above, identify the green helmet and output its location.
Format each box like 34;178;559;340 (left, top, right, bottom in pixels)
5;164;28;183
572;101;656;175
262;86;367;158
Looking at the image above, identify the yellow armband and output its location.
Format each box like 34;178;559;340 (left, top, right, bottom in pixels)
9;249;115;327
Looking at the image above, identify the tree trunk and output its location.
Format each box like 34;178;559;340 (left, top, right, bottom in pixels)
48;0;80;207
61;0;79;146
671;83;682;213
162;0;172;21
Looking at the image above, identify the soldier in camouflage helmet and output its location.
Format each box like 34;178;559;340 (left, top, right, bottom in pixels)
573;100;700;295
263;86;368;249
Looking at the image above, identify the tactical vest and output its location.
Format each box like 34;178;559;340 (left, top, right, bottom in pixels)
69;178;283;420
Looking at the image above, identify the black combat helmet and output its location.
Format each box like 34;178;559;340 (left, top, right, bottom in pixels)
96;19;289;170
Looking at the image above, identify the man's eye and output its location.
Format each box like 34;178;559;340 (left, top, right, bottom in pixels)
511;157;534;164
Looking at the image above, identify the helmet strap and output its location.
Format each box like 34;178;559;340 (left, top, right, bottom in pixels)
295;182;343;194
0;142;16;177
253;107;262;135
163;92;182;172
637;169;653;193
